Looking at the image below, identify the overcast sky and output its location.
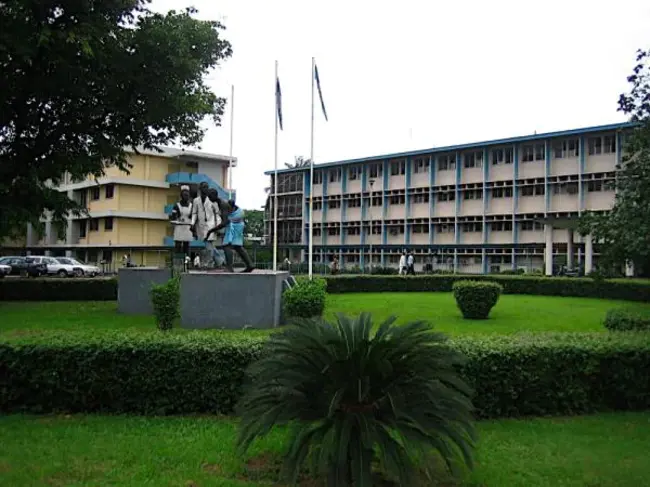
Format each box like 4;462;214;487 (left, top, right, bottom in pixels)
151;0;650;209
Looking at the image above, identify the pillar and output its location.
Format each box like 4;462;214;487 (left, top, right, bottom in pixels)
584;234;593;275
44;220;53;256
566;229;574;271
544;224;553;276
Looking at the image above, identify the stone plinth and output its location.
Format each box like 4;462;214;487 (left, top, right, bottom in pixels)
180;270;289;329
118;267;172;315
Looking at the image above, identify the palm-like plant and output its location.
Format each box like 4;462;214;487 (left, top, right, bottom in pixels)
236;313;476;486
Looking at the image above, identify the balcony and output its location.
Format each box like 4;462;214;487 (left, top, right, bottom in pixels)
163;236;206;248
165;172;234;201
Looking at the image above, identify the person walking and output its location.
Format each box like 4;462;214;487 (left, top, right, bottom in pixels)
406;251;415;275
399;252;407;275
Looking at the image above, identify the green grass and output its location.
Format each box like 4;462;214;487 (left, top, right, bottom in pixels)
2;293;650;335
0;412;649;486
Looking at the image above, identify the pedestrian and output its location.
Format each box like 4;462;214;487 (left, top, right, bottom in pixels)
407;251;415;275
399;252;407;275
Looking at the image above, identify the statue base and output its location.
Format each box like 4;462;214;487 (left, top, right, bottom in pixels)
117;267;172;315
180;270;289;329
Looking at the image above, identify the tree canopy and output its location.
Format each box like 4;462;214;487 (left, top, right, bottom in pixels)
579;48;650;274
244;209;264;240
0;0;232;239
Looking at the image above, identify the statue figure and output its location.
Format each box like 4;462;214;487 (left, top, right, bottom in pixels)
205;190;254;273
191;182;223;268
169;185;193;270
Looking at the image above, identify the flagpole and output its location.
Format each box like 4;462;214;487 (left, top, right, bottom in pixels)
308;57;315;280
228;84;234;200
272;61;279;272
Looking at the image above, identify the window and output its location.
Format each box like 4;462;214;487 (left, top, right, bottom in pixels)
413;193;430;204
329;169;341;183
346;227;361;236
553;139;579;159
369;163;382;178
521;221;544;231
604;135;616;154
104;217;114;231
492;187;513;198
522;144;545;162
437;191;455;202
327;199;341;209
90;186;100;200
490;221;513;232
521;184;545;196
89;219;99;231
463;189;483;200
436;224;454;233
414;157;430;173
347;198;361;208
553;182;579;195
313;228;322;237
79;220;87;238
438;154;456;171
389;194;405;205
349;166;360;180
371;196;382;206
587;180;603;192
105;184;115;199
588;137;602;155
492;147;513;165
313;171;323;184
390;160;405;176
463;151;483;169
370;225;382;235
535;143;545;161
412;224;428;234
462;222;483;232
327;227;341;236
313;201;322;211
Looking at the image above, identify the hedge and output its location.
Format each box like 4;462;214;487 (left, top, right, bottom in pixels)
604;308;650;332
2;275;649;302
2;330;650;418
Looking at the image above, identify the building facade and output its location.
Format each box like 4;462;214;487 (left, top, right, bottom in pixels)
8;147;235;268
266;122;634;275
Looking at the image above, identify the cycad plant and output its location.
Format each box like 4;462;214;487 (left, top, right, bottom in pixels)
236;313;476;486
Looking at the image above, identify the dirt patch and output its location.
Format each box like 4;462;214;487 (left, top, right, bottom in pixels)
201;462;223;475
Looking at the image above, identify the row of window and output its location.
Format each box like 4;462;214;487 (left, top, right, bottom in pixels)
312;220;545;237
311;136;618;183
79;217;114;238
86;184;115;202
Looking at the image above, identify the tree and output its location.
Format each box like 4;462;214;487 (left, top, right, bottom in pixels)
244;209;264;239
0;0;232;239
284;155;312;169
579;48;650;274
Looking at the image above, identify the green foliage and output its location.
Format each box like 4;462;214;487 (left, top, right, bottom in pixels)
604;308;650;331
0;1;232;239
579;48;650;273
369;265;399;275
0;277;117;301
150;277;180;331
244;209;264;240
452;281;503;319
324;275;650;302
283;278;327;318
3;331;650;419
236;314;476;486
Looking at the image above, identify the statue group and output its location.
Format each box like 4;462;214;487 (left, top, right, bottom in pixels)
169;182;254;273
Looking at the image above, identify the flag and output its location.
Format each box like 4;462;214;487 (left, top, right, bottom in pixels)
314;64;328;121
275;76;283;130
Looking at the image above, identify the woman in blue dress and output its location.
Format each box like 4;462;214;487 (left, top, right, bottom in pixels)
205;190;254;273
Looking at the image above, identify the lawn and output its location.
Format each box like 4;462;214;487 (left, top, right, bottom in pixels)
0;412;649;486
1;293;649;335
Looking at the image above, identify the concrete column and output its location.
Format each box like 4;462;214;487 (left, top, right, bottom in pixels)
544;224;553;276
567;229;574;271
26;223;35;247
626;261;635;277
44;220;53;256
584;234;593;274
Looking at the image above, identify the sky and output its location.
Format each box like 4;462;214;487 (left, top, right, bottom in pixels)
151;0;650;210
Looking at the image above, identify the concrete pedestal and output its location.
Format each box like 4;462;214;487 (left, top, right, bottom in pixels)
118;267;172;315
180;270;289;329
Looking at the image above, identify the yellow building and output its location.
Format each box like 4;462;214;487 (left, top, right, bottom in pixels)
19;147;235;269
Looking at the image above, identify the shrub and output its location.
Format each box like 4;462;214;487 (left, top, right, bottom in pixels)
283;277;327;318
150;277;180;331
236;314;475;486
2;330;650;418
0;277;117;301
452;280;502;319
604;308;650;331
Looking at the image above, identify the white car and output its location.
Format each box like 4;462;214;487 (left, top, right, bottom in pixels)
26;256;79;277
56;257;100;277
0;264;10;278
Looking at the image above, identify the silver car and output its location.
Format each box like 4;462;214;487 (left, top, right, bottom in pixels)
55;257;100;277
26;256;78;277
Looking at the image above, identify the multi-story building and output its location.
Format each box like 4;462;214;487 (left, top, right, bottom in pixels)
265;122;634;275
7;147;235;268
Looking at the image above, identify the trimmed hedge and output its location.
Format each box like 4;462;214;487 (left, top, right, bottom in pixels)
605;308;650;331
2;330;650;418
1;275;649;303
452;280;503;319
283;277;327;318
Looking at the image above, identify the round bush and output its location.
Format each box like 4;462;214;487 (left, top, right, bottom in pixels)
604;308;650;331
452;280;503;320
283;277;327;318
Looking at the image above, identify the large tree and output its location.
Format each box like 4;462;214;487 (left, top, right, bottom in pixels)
579;48;650;274
244;209;264;240
0;0;232;239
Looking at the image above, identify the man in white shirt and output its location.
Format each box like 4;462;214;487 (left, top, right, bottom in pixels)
191;182;221;268
406;252;415;275
399;252;407;275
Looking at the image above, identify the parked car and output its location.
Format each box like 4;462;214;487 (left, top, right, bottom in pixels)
55;257;100;277
0;256;47;277
0;263;10;278
25;256;79;277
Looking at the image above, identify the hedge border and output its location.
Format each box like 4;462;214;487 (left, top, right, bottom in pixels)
2;275;649;302
2;331;650;418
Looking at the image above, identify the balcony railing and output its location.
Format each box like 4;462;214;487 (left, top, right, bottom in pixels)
163;236;206;248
